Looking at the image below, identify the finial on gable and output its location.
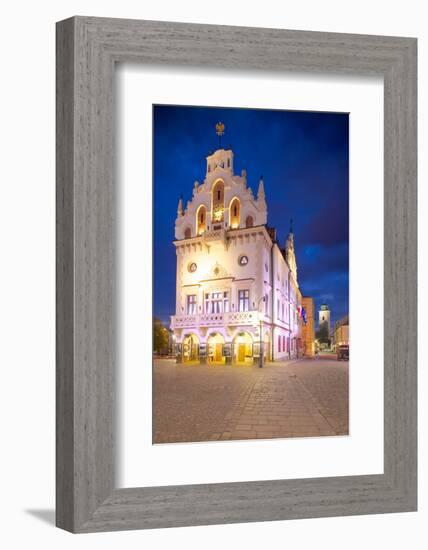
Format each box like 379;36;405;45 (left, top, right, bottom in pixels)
177;195;184;217
286;218;295;247
285;218;297;282
257;175;265;198
256;175;267;214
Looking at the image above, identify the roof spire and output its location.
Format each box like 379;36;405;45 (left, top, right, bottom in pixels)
177;195;184;217
257;175;265;199
257;175;267;212
285;217;297;282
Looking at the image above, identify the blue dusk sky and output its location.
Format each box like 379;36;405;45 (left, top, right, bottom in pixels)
153;104;349;329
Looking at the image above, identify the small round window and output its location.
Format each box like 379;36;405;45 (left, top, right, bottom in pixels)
238;255;249;266
188;262;197;273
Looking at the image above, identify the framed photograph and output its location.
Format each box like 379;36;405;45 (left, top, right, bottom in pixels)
56;17;417;532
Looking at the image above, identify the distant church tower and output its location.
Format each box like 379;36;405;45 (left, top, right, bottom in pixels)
318;304;331;335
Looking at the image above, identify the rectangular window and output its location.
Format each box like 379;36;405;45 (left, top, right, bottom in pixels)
187;294;197;315
238;289;250;312
277;299;280;320
278;335;281;352
223;291;229;313
204;291;228;314
282;335;285;352
211;292;222;313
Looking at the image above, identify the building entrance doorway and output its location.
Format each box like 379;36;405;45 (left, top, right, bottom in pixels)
182;333;199;363
233;332;253;365
207;332;225;364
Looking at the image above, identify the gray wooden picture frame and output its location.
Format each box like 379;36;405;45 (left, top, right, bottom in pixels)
56;16;417;533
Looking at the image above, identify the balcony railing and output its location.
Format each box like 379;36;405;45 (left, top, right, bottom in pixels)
170;310;259;330
226;311;258;325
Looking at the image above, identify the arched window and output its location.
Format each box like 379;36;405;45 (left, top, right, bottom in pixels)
229;197;240;229
212;180;224;222
196;205;207;235
184;227;191;239
245;215;254;228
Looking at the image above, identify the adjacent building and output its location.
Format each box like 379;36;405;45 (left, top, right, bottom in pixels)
170;128;309;364
334;314;349;348
301;297;315;357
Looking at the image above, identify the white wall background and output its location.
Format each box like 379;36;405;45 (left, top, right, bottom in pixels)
0;1;425;548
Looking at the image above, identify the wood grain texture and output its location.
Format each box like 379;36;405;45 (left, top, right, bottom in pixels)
56;16;417;532
56;17;76;532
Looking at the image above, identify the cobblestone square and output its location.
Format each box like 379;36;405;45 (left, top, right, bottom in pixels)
153;355;349;443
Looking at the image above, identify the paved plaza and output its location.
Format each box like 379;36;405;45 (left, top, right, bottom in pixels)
153;355;349;443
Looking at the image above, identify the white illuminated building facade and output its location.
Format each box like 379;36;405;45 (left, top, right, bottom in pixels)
170;129;304;364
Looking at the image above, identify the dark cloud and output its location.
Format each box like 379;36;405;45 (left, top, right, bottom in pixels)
298;243;349;281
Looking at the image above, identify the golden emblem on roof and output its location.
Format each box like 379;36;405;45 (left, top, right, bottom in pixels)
215;122;225;136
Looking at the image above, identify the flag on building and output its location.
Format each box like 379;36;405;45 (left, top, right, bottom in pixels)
298;305;307;325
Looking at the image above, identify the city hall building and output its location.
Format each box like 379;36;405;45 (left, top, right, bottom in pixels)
170;130;307;365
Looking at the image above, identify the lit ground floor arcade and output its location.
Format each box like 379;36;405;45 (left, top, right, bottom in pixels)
175;326;302;365
179;330;259;365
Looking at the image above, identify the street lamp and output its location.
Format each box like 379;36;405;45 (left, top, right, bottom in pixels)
256;296;266;368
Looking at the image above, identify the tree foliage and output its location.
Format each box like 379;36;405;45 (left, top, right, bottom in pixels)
153;318;170;353
316;321;330;344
